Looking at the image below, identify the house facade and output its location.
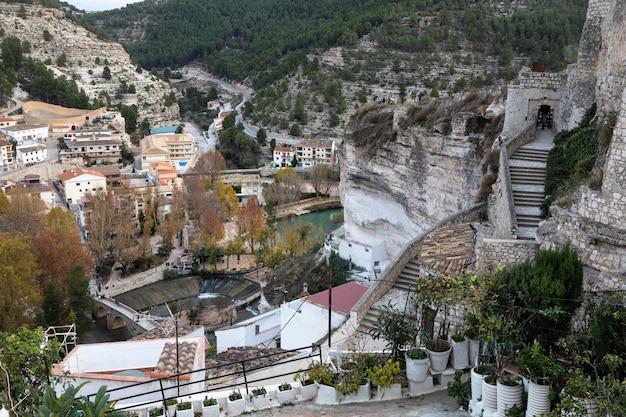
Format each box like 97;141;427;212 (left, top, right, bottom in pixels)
59;128;124;163
0;116;17;128
57;168;107;205
0;138;15;169
296;139;336;167
16;142;47;164
139;133;195;171
0;123;49;145
272;146;296;168
4;177;56;211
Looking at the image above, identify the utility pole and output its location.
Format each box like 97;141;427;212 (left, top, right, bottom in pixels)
328;267;332;348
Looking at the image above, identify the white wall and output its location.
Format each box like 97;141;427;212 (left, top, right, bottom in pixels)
215;309;281;352
337;238;387;271
280;298;346;351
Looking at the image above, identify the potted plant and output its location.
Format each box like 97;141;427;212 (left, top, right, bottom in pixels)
517;343;563;417
164;399;177;417
464;313;481;367
175;400;193;417
425;338;452;372
449;332;469;370
149;407;164;417
201;396;219;417
368;359;402;401
251;387;270;409
276;381;295;404
481;374;498;413
337;352;373;403
405;347;430;382
496;373;524;417
369;300;415;363
470;364;494;403
294;368;318;400
309;361;341;404
226;390;246;416
560;372;599;416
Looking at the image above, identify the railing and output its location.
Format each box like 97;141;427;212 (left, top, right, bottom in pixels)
81;344;323;412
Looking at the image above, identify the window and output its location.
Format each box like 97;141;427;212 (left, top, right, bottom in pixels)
255;325;260;335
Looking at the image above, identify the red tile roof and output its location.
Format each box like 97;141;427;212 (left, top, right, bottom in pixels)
150;341;197;380
307;282;368;315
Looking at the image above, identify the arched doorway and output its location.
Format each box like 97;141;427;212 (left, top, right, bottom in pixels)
537;105;553;129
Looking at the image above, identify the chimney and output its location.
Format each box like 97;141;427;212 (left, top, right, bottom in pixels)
302;282;309;297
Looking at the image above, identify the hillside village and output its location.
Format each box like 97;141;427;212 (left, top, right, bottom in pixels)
0;0;625;416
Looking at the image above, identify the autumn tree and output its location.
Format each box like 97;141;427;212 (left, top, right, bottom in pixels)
46;206;79;235
193;150;226;188
0;187;46;236
213;181;239;219
159;185;185;253
275;167;301;203
0;233;41;332
199;208;225;242
83;188;136;269
282;222;322;257
224;237;245;269
235;198;266;252
307;163;337;197
31;228;94;298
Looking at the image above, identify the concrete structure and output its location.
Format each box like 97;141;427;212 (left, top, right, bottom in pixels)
296;139;336;167
16;142;47;164
60;128;124;163
280;282;368;351
51;335;206;405
214;308;281;353
149;125;178;135
272;146;296;168
22;101;106;133
0;123;49;145
57;167;107;205
139;133;196;171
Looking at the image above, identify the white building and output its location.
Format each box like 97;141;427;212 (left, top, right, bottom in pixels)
272;146;296;168
280;282;368;351
4;176;56;211
139;133;196;171
214;309;281;353
57;167;107;205
326;225;387;272
51;335;206;406
0;123;49;145
59;128;124;163
0;138;15;169
16;142;47;164
0;116;17;128
296;139;336;167
215;282;368;352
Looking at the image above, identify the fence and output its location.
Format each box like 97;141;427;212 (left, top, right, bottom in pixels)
81;344;323;412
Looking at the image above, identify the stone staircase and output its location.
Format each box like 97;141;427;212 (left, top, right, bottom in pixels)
508;140;551;240
355;224;475;337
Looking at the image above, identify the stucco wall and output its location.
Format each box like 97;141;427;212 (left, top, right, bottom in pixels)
22;101;107;133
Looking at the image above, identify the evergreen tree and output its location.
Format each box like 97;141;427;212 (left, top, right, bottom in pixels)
65;265;94;331
38;281;64;327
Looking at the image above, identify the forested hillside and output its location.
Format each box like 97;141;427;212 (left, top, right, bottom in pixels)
80;0;587;89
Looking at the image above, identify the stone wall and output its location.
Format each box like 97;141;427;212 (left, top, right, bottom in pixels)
519;71;566;91
475;238;539;276
488;124;536;239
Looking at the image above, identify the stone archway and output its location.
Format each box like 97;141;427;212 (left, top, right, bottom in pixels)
110;315;126;330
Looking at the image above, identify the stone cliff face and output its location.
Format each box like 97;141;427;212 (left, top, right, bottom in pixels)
340;91;504;259
0;4;179;126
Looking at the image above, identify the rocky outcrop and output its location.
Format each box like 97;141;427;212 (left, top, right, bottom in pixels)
340;91;504;259
0;4;179;126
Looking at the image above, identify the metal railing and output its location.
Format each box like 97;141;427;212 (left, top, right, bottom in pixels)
81;344;323;412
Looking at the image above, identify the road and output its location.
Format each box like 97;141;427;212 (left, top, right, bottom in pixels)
180;65;301;146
